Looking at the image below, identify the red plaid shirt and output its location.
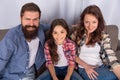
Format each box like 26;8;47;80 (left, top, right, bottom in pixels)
44;38;76;67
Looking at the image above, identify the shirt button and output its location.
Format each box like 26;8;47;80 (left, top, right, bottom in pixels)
26;66;29;69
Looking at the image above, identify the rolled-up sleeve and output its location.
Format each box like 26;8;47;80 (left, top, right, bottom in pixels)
63;40;76;66
102;33;120;69
44;43;53;66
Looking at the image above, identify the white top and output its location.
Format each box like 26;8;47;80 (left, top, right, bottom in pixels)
27;37;39;68
54;45;68;67
79;43;103;68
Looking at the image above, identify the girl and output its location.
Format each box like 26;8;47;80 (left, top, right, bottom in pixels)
44;19;83;80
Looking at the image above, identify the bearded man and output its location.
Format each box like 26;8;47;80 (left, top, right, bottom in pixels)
0;2;49;80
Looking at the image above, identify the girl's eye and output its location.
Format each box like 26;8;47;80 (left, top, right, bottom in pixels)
53;32;57;34
85;21;89;23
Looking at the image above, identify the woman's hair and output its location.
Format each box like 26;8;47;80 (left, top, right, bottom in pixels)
77;5;105;45
47;19;69;64
20;2;41;18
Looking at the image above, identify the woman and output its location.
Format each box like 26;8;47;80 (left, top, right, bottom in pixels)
44;19;83;80
70;5;120;80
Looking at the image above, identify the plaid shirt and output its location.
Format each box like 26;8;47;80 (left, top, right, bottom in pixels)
71;32;120;69
44;38;76;67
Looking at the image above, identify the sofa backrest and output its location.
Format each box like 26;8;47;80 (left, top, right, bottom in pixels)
0;29;9;41
0;25;119;51
105;25;118;51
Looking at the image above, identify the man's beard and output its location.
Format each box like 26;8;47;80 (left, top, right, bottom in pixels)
22;25;38;40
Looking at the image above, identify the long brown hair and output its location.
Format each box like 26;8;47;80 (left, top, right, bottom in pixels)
77;5;105;45
47;19;69;64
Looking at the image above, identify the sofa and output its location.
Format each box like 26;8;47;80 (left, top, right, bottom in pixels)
104;25;120;62
0;25;120;61
0;25;120;79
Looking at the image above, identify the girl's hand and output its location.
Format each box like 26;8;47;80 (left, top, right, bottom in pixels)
84;65;98;80
64;75;70;80
53;76;59;80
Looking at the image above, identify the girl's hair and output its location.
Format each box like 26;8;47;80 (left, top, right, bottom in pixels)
47;19;69;63
77;5;105;45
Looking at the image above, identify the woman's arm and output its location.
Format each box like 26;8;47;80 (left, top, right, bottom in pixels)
76;56;98;80
112;66;120;79
102;33;120;79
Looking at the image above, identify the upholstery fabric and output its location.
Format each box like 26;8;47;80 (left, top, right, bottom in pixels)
0;25;120;62
105;25;118;51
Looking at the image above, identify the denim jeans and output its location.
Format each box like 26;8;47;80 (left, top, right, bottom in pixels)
54;66;83;80
78;64;118;80
36;70;51;80
21;66;35;80
36;66;83;80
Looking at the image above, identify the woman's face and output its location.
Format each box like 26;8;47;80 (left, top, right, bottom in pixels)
52;25;67;45
84;14;98;34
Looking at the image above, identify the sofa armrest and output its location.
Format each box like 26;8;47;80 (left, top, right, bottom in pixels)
116;40;120;61
117;40;120;50
0;29;9;41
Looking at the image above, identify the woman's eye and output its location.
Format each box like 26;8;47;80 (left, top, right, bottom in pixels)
61;31;64;33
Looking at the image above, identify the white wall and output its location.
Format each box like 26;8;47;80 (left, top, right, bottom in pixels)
0;0;120;38
0;0;83;29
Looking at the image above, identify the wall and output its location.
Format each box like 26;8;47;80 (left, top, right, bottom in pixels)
0;0;120;38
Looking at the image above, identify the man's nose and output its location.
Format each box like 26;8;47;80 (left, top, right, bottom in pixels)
29;20;34;26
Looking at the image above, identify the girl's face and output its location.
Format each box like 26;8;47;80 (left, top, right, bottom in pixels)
52;25;67;45
84;14;98;34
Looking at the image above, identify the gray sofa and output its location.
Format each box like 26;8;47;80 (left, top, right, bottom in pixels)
105;25;120;62
0;25;120;62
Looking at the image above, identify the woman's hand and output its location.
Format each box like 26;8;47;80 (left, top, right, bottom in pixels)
75;57;98;80
113;66;120;79
84;65;98;80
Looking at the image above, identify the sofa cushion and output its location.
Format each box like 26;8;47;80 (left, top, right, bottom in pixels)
0;29;9;41
0;25;119;51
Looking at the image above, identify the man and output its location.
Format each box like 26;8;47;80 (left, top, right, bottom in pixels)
0;2;49;80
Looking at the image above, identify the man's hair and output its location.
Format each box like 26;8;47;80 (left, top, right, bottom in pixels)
20;2;41;18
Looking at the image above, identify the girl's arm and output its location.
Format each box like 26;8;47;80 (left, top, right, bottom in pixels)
44;42;58;80
64;65;74;80
47;64;58;80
